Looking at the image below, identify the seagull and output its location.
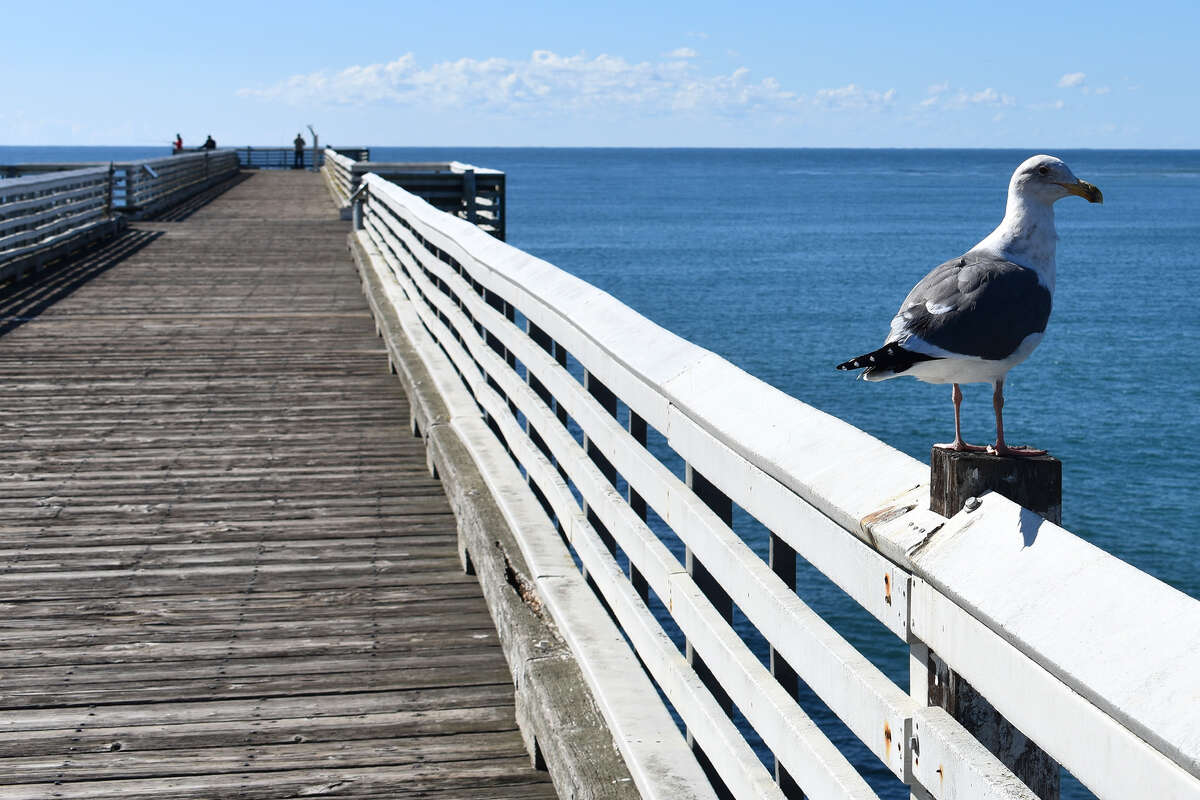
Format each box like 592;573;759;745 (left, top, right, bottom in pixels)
836;155;1103;456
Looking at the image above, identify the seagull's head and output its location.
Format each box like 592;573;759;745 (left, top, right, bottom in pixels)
1011;155;1103;206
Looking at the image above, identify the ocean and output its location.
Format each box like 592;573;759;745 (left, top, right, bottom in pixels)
6;145;1197;798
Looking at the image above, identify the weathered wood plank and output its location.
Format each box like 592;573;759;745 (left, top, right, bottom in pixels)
0;705;519;758
0;730;529;783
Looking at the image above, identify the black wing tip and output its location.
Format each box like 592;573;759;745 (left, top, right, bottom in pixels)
838;345;937;375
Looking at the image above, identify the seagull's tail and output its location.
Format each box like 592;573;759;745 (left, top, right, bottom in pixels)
836;344;937;381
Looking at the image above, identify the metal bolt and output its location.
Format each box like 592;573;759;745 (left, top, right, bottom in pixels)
964;496;981;512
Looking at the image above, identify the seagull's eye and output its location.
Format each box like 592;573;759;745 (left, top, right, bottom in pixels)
1038;166;1049;176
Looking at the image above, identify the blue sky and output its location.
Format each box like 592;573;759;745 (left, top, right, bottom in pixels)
4;0;1196;148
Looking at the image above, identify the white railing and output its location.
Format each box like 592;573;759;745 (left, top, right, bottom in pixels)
324;149;505;239
353;173;1200;800
323;148;357;206
114;150;240;216
0;167;114;279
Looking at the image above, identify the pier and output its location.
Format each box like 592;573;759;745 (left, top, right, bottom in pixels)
1;150;1197;800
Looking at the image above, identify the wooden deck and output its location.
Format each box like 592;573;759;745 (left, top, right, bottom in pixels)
0;171;555;799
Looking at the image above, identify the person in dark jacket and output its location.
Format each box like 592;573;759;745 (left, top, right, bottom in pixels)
202;135;216;150
293;133;305;168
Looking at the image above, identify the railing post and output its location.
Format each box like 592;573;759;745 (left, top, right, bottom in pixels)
769;532;804;799
524;321;557;520
627;411;649;602
917;449;1063;800
462;169;477;225
552;343;569;427
583;371;619;585
685;463;734;800
105;162;115;217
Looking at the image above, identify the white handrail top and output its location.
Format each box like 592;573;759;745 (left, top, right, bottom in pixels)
0;166;111;191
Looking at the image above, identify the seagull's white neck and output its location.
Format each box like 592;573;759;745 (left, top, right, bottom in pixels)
973;191;1058;292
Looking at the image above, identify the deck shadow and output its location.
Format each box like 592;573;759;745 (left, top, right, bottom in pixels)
0;228;162;337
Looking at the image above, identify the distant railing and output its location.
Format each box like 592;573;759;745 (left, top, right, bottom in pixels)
0;150;240;278
0;167;118;282
324;149;504;240
233;147;316;170
115;151;239;216
352;173;1200;800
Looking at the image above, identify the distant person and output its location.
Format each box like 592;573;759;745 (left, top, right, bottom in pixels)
173;133;183;153
203;135;216;150
293;133;305;169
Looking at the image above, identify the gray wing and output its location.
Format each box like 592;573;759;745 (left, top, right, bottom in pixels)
890;253;1053;361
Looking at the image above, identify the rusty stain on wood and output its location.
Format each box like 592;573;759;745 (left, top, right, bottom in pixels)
0;171;554;798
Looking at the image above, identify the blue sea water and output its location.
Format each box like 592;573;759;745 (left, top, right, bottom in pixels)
6;145;1198;797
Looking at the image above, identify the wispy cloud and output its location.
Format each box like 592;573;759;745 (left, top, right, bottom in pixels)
812;83;896;111
920;84;1015;109
1056;72;1111;96
238;50;808;117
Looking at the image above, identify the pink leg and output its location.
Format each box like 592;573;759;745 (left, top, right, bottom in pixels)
935;383;987;452
988;378;1046;457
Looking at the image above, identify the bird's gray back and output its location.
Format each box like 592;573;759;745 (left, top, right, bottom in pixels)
892;253;1052;361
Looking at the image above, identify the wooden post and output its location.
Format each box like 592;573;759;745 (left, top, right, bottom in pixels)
583;371;618;561
930;449;1061;524
105;163;115;217
462;169;477;225
769;532;804;799
685;464;734;800
925;448;1062;799
627;411;649;603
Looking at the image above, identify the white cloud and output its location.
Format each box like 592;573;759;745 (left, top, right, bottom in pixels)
1057;72;1086;88
239;50;813;118
919;85;1015;110
813;83;896;111
1083;85;1111;95
666;47;698;59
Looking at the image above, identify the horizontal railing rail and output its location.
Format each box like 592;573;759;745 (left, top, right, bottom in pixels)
0;167;116;280
324;149;504;240
353;172;1200;800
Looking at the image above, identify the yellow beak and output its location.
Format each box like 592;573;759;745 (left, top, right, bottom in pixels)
1062;179;1103;204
